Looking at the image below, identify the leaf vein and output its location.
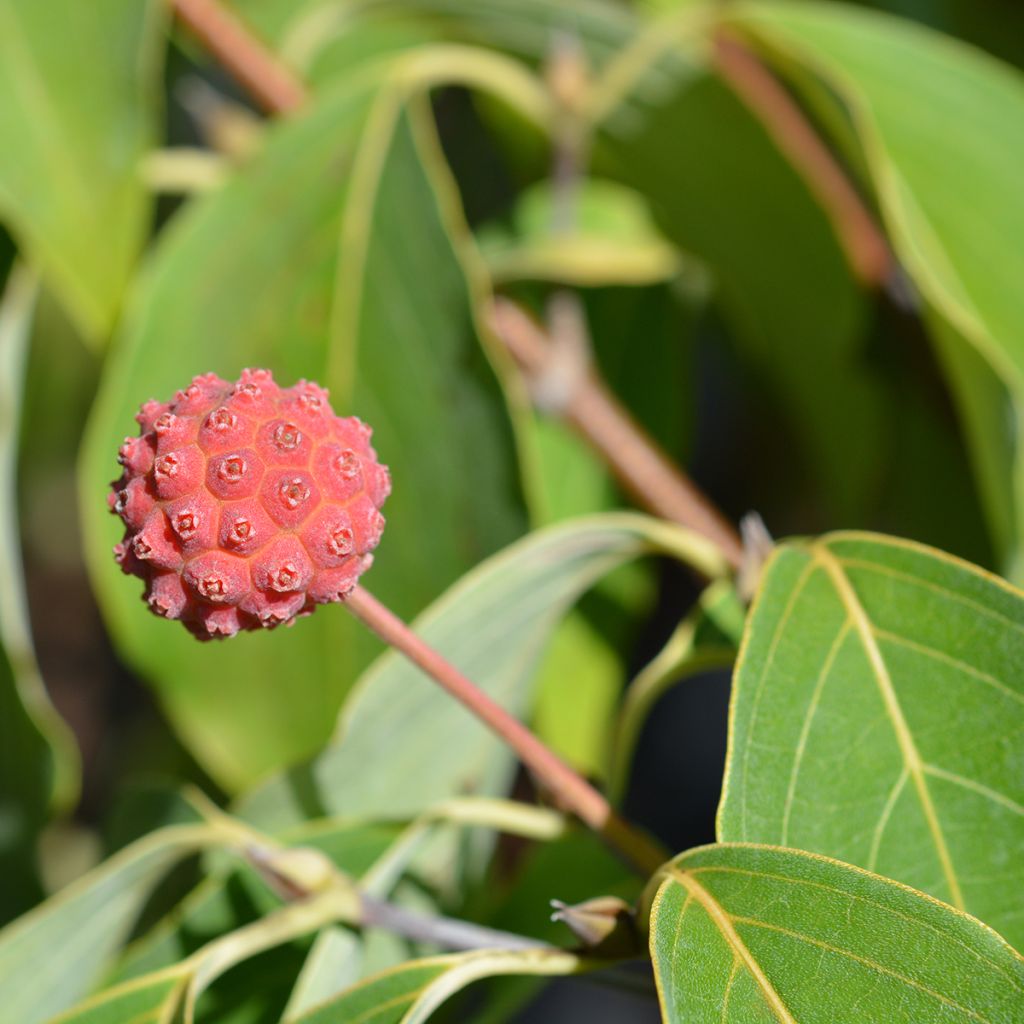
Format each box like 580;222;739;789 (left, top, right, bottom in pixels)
666;868;798;1024
781;621;851;845
814;546;964;910
729;915;994;1023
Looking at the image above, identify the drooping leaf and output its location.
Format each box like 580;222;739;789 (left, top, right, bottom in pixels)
291;947;585;1024
718;532;1024;948
0;0;162;339
241;514;726;831
58;869;362;1024
0;824;226;1024
112;818;402;984
0;264;79;921
650;843;1024;1023
728;0;1024;576
227;0;640;73
81;64;531;790
598;61;883;521
281;798;570;1017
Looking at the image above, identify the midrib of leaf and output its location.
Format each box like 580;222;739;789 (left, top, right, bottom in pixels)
725;914;991;1022
662;866;798;1024
684;862;1024;988
812;543;965;910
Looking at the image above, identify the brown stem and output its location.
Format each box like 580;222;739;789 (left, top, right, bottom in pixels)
344;586;667;877
490;299;745;570
713;32;891;288
170;0;307;114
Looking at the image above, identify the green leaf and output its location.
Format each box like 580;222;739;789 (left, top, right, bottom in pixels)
47;971;188;1024
242;514;726;831
598;58;884;520
718;532;1024;948
0;0;162;339
727;1;1024;573
929;313;1024;581
231;0;639;71
0;264;79;920
291;948;585;1024
112;817;401;983
650;843;1024;1023
281;798;569;1017
81;65;530;790
0;824;226;1024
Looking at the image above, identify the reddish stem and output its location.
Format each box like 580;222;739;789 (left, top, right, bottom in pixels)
171;0;306;114
713;32;892;287
344;585;667;876
490;299;745;570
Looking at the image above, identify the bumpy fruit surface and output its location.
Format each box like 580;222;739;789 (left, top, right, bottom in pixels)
109;369;390;639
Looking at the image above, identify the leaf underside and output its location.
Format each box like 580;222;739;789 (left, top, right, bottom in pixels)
719;532;1024;949
651;843;1024;1023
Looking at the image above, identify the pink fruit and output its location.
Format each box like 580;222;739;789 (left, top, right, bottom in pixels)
110;370;389;639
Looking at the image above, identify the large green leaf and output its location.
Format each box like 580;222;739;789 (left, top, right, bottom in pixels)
81;63;532;790
728;1;1024;574
0;0;162;339
718;532;1024;948
0;824;226;1024
242;514;725;831
650;843;1024;1023
0;265;79;921
292;948;585;1024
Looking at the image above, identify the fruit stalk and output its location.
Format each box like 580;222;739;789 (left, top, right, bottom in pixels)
344;585;668;877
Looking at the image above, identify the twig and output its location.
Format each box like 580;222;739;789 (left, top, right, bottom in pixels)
170;0;307;114
713;32;892;288
489;299;745;570
360;893;550;951
344;586;668;877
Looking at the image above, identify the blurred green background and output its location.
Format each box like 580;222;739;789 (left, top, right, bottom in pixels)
2;0;1023;1017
